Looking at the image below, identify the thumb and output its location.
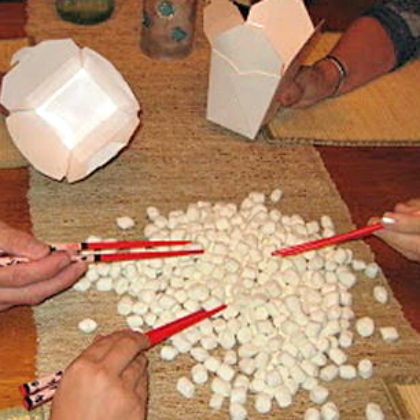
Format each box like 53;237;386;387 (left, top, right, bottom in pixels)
277;81;303;107
0;221;49;259
394;199;420;215
380;212;420;234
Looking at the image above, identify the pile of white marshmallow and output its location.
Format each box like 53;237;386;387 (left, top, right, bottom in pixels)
74;190;399;420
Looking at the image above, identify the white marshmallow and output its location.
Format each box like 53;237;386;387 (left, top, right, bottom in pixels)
319;365;338;382
274;385;292;408
73;278;91;292
365;263;380;279
255;393;272;414
365;402;385;420
379;326;399;342
177;377;195;398
230;386;247;404
117;296;134;316
78;318;98;334
305;407;321;420
310;385;329;405
160;345;178;361
204;356;221;373
358;359;373;379
321;402;340;420
224;350;238;365
191;364;209;385
356;317;375;338
270;189;283;203
211;377;231;397
209;393;224;410
190;347;209;363
328;348;347;366
126;315;144;331
116;216;135;230
373;285;388;304
229;403;247;420
338;365;357;380
217;363;235;382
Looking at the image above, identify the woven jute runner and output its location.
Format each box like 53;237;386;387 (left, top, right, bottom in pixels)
268;33;420;146
22;1;420;419
0;39;29;169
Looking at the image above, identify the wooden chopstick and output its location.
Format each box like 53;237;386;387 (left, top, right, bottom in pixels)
21;305;227;410
272;222;383;257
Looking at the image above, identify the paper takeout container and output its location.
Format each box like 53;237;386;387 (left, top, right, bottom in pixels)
204;0;321;139
0;39;140;182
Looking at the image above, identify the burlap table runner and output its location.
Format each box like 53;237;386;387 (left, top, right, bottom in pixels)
23;1;420;419
268;33;420;146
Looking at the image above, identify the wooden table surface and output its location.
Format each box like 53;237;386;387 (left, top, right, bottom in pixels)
1;0;420;410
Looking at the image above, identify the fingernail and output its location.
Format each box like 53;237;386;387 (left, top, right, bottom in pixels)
381;214;397;225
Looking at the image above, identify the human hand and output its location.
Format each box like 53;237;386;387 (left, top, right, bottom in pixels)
369;199;420;262
277;59;341;109
0;221;87;311
51;330;149;420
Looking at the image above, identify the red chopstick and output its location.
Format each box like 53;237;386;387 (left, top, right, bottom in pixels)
272;222;383;257
0;249;204;267
82;249;204;263
147;304;227;346
51;239;192;252
20;304;227;410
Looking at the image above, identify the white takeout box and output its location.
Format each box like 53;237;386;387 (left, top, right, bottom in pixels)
204;0;320;139
0;39;140;182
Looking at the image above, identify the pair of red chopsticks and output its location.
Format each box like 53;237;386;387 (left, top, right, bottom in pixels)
272;222;383;257
20;304;227;410
0;239;203;267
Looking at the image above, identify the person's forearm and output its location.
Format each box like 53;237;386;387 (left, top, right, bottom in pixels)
328;16;397;94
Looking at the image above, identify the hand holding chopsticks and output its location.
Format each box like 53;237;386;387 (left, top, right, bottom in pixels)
20;304;227;411
0;239;204;267
0;220;204;311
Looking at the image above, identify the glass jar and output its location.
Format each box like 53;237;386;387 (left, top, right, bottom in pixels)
56;0;114;25
141;0;198;60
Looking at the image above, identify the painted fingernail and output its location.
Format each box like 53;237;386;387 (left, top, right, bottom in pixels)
381;216;397;224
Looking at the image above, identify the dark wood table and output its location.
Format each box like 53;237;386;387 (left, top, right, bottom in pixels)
1;0;419;410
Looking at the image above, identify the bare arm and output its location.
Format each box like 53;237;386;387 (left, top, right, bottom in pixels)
278;1;419;108
329;16;397;94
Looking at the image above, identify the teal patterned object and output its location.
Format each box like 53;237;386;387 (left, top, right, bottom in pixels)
141;0;198;59
157;0;175;17
171;26;188;42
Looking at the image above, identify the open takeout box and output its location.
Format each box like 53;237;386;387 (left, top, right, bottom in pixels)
204;0;321;139
0;39;140;182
